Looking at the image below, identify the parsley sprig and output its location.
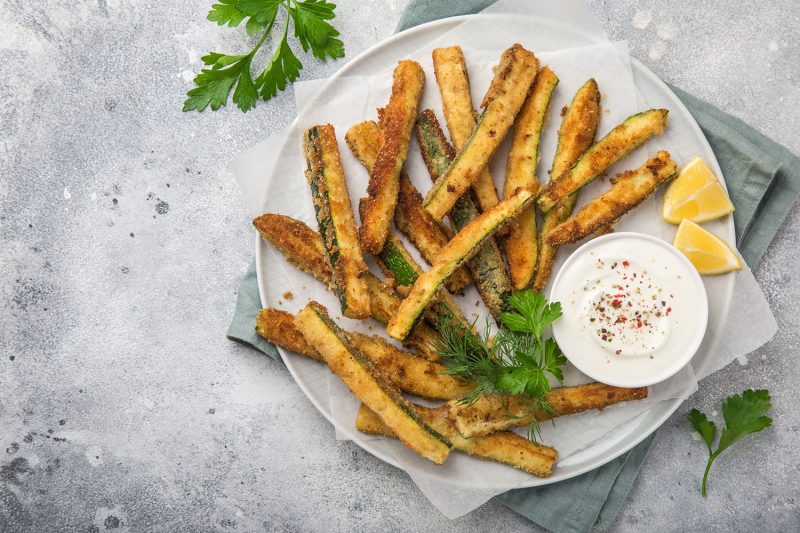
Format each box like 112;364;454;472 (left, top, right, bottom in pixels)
436;290;567;440
689;389;773;496
184;0;345;112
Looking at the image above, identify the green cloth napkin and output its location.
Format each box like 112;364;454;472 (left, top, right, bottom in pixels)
228;2;800;531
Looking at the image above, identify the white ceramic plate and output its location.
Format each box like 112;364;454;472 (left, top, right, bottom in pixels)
255;14;735;490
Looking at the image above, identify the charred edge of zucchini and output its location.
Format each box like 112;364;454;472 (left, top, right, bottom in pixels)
307;302;452;450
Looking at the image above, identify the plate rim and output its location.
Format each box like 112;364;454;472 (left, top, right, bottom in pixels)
254;13;735;490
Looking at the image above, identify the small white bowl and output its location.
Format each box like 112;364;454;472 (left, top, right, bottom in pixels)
550;232;708;388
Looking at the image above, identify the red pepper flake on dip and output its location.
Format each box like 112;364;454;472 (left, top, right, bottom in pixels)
550;233;708;388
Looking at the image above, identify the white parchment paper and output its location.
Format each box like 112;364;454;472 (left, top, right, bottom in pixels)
234;0;777;518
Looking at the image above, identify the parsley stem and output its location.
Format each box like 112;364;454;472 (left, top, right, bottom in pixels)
701;455;715;497
252;18;276;58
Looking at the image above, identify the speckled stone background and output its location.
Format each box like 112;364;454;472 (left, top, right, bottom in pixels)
1;1;798;531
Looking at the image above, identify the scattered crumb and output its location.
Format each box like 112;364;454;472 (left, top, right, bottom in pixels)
282;291;294;300
560;105;568;117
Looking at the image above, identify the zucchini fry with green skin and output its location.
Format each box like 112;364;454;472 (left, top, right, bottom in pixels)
375;232;473;333
449;383;650;438
257;308;471;400
396;175;472;293
533;78;602;291
303;125;370;319
432;46;500;214
357;404;558;477
424;44;539;220
387;188;536;341
346;120;472;294
359;60;425;255
537;108;669;212
253;213;440;361
415;110;513;319
545;151;678;246
503;67;559;290
296;302;452;464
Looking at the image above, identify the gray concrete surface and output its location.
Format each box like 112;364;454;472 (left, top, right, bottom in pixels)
1;1;798;531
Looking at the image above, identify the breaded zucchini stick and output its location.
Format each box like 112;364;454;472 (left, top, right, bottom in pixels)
387;188;536;341
533;78;602;291
303;125;370;319
374;232;473;333
257;307;324;362
431;46;500;213
424;44;539;220
253;213;440;360
296;302;452;464
359;60;425;255
415;110;512;319
545;151;678;246
357;404;557;477
448;383;650;438
257;308;471;400
395;175;472;292
345;120;472;293
537;108;669;212
503;67;559;290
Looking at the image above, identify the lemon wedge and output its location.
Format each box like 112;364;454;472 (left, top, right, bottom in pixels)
662;156;735;223
673;219;742;274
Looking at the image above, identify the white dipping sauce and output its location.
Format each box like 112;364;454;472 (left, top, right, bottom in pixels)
551;233;708;388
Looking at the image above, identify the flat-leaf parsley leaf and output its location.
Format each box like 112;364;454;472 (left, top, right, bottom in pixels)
689;389;772;496
184;0;344;112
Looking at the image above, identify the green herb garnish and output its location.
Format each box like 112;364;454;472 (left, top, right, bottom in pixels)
184;0;345;112
689;389;772;497
436;289;566;440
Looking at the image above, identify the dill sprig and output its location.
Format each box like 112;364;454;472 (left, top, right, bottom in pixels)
435;290;567;441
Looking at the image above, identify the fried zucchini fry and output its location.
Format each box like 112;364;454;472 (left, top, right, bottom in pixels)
375;232;473;334
424;44;539;220
545;151;678;246
257;308;471;400
504;67;559;289
253;213;332;287
532;78;602;291
303;125;370;319
396;175;472;292
387;188;535;340
253;213;440;361
359;60;425;255
349;335;471;401
432;46;500;213
296;302;451;463
345;120;472;294
257;308;324;362
448;383;650;438
415;110;513;319
537;108;669;212
357;404;557;477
